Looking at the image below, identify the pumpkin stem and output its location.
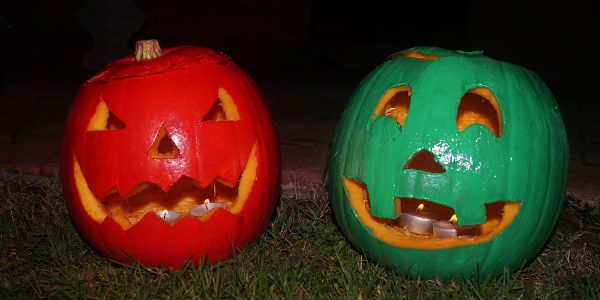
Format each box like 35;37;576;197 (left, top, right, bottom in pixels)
134;39;163;62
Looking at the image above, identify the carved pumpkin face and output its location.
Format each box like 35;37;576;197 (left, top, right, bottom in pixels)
329;47;568;279
61;45;279;268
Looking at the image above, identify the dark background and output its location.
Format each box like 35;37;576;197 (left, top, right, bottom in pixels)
1;0;598;162
2;1;596;76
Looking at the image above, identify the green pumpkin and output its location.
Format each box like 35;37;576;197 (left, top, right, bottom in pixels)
329;46;568;279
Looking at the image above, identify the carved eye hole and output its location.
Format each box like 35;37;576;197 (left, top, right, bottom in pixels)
87;100;126;131
373;86;412;127
203;87;240;121
204;100;227;121
457;87;502;137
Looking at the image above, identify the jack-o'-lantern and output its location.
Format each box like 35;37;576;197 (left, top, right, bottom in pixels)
329;46;568;279
61;40;279;268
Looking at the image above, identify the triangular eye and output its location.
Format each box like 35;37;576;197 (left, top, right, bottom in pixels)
148;125;179;159
457;87;502;137
203;99;227;121
202;87;240;121
87;100;126;131
373;86;411;127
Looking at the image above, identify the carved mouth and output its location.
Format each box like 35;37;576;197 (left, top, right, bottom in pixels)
73;144;258;229
343;177;520;249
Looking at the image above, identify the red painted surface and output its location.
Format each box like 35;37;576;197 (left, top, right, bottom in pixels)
61;46;279;268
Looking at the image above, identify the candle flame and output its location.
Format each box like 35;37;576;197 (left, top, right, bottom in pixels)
161;209;168;219
449;214;458;223
204;198;210;205
416;203;425;212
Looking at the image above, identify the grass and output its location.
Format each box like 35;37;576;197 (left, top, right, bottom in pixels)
1;174;599;299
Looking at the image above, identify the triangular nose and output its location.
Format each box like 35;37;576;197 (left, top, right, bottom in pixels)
403;149;446;173
148;125;179;159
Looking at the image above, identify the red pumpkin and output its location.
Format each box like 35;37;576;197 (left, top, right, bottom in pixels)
61;40;279;268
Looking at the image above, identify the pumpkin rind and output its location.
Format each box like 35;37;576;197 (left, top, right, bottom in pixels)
61;46;279;268
329;46;568;279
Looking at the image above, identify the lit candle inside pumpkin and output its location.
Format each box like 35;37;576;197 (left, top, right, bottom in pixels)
432;214;458;239
155;209;182;224
433;214;478;238
398;203;439;235
189;199;227;217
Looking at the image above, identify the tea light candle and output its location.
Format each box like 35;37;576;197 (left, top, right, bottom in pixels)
432;221;458;238
155;209;182;224
398;204;439;235
190;199;227;217
433;214;479;238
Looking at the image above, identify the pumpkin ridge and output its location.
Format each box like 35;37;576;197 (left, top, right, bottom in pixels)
88;47;232;83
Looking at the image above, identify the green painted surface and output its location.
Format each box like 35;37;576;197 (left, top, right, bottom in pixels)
329;46;569;279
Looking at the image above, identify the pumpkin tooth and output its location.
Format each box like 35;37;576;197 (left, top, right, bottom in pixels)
73;142;259;230
343;177;521;248
102;176;238;227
